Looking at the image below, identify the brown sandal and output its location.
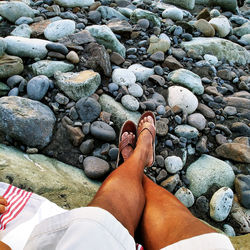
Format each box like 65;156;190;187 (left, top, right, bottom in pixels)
116;120;137;168
137;111;156;167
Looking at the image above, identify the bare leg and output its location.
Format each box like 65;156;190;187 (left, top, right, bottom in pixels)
138;176;215;250
88;117;154;237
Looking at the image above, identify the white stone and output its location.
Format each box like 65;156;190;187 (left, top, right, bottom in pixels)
168;86;198;114
175;187;195;208
187;113;206;131
204;54;218;65
44;20;76;41
209;16;231;38
175;125;199;139
210;187;234;222
162;7;183;21
121;95;139;111
112;68;136;86
240;34;250;45
223;224;235;237
165;156;183;174
128;84;143;97
54;0;94;7
128;64;154;82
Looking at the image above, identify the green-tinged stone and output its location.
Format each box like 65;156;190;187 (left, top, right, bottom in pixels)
0;82;9;96
130;9;161;27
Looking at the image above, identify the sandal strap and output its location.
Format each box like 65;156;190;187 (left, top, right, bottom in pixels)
119;136;136;152
137;123;156;141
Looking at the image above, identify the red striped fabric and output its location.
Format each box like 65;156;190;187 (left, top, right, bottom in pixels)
0;185;32;230
136;243;144;250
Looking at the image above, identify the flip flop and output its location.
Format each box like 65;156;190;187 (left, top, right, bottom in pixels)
116;120;137;168
137;111;156;167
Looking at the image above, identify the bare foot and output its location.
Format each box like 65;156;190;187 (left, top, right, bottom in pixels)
0;196;7;214
121;132;136;161
137;116;155;167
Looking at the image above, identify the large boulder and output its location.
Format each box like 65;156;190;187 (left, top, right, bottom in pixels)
0;144;100;208
0;96;56;149
181;38;250;66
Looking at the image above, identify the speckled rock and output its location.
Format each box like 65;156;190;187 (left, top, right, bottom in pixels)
175;125;199;139
121;95;139;111
128;64;154;82
175;187;195;208
209;16;231;38
165;156;183;174
112;68;136;86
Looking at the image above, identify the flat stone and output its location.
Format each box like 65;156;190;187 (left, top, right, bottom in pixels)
181;38;250;66
107;19;132;35
128;64;154;82
168;86;198;114
130;9;161;27
5;36;49;59
162;55;183;70
235;174;250;209
97;6;128;21
168;69;204;95
54;0;94;7
0;54;23;79
175;187;194;208
0;144;100;208
31;60;74;77
0;96;55;149
186;154;235;197
112;68;136;86
54;70;101;101
210;187;234;222
216;143;250;163
83;156;110;179
194;19;215;37
175;125;199;139
90;121;116;141
86;25;126;57
99;94;140;129
209;16;231;38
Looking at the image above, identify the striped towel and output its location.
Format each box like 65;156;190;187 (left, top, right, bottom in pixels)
136;243;144;250
0;185;32;230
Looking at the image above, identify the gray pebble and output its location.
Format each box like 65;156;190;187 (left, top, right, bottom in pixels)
90;121;116;141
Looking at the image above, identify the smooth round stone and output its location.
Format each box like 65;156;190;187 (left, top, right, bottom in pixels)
210;9;220;18
154;65;163;75
204;54;218;65
157;105;165;115
83;156;110;179
168;86;198;114
175;187;195;208
108;83;119;92
76;97;101;123
128;84;143;97
235;174;250;209
10;24;32;38
80;139;95;155
162;7;183;21
15;17;33;25
88;11;102;23
66;51;79;64
224;106;237;116
46;43;69;55
165;156;183;174
8;87;19;96
137;19;150;29
223;224;235;237
175;125;199;139
121;95;139;111
128;64;154;82
6;75;24;88
187;113;206;131
173;26;183;36
90;121;116;141
210;187;234;222
27;75;50;101
112;68;136;86
209;16;231;38
108;147;119;161
55;93;69;105
44;19;76;41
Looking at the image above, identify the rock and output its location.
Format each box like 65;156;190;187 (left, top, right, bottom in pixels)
54;0;94;7
204;54;218;65
0;38;6;57
5;36;49;59
156;118;169;137
66;51;79;64
223;224;235;237
10;24;32;38
54;70;101;101
209;16;231;38
130;9;161;27
160;174;180;192
0;144;100;208
194;19;215;37
97;6;128;21
31;60;74;77
197;103;215;118
235;174;250;209
46;43;68;55
0;54;23;79
80;139;95;155
0;96;56;149
240;34;250;45
88;10;101;23
195;196;209;213
83;156;110;180
112;68;136;86
175;125;199;139
168;69;204;95
210;187;234;222
99;94;140;129
233;22;250;37
216;143;250;163
110;52;125;65
65;125;84;147
0;1;34;23
162;7;183;21
30;19;52;38
175;187;194;208
210;0;238;12
147;34;170;54
128;64;154;82
0;82;9;96
162;56;183;70
181;38;250;66
223;97;250;114
162;0;195;10
137;19;150;30
82;42;111;77
55;93;69;105
165;156;183;174
107;19;132;35
149;51;165;62
168;86;198;114
197;8;211;21
121;95;139;111
128;84;143;97
44;20;76;42
149;75;165;86
86;25;126;57
90;121;116;141
27;75;50;101
186;154;235;197
187;113;206;130
76;97;101;123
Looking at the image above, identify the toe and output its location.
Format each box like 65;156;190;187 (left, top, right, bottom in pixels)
121;132;128;141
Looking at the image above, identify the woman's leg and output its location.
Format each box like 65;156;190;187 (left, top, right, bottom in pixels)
88;116;155;237
138;176;215;250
